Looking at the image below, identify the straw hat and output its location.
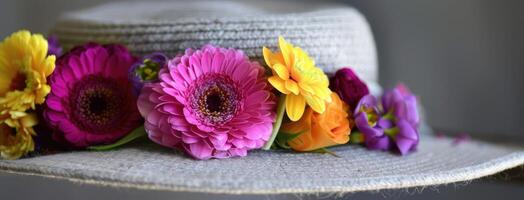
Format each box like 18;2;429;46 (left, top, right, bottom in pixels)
0;1;522;194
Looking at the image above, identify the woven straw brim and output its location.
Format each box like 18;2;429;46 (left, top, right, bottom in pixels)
1;127;523;194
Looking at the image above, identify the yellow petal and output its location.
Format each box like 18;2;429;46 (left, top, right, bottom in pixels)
285;79;299;95
278;36;294;67
298;82;315;94
323;89;333;103
268;76;290;94
43;56;56;76
262;47;274;67
285;94;306;121
35;84;51;104
263;46;285;67
312;86;332;101
20;113;38;127
305;95;326;114
273;63;289;79
9;111;27;119
30;34;47;67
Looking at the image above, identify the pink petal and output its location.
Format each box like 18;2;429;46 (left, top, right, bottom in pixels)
177;63;194;82
212;151;231;159
209;134;228;148
246;91;270;103
183;108;200;126
242;124;272;140
189;57;203;76
231;138;246;148
44;110;65;123
182;134;200;144
46;96;64;112
201;51;213;72
229;148;248;157
137;87;156;118
146;110;163;126
211;52;225;73
231;61;251;82
187;142;213;160
245;139;257;148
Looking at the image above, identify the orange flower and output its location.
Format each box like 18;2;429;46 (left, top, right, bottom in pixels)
280;93;352;151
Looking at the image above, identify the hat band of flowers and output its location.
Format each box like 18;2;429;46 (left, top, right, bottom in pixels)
0;30;420;160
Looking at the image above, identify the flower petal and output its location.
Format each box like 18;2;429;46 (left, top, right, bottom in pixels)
305;95;326;114
273;63;289;79
285;79;299;95
187;141;213;160
278;36;294;67
285;94;306;121
268;76;290;94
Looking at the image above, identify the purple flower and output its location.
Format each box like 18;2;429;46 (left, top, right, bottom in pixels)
354;95;391;151
128;52;168;96
354;84;420;155
47;35;62;56
392;119;419;155
381;84;420;154
329;67;369;109
382;83;419;127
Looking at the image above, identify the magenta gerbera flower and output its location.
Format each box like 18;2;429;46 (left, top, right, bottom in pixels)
138;45;277;159
43;43;143;148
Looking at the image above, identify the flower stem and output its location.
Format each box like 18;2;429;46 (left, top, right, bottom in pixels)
87;126;147;151
263;94;286;150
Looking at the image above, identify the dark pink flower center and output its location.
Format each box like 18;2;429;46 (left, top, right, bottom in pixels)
70;75;125;133
188;73;242;125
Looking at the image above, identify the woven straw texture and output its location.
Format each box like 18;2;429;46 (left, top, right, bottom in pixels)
51;1;381;93
1;132;523;194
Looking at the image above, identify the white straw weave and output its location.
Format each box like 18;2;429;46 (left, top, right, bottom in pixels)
0;134;523;194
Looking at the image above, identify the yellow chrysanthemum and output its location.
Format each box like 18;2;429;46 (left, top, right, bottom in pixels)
263;36;332;121
0;30;56;117
0;113;37;160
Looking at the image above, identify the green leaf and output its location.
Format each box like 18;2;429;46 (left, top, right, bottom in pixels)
87;126;147;151
350;131;365;144
274;130;307;149
263;94;287;150
310;148;340;157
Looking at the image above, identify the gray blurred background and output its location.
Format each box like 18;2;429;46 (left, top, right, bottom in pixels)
0;0;523;199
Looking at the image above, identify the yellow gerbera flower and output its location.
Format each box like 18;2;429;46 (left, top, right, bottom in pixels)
0;113;37;160
0;30;56;116
263;36;332;121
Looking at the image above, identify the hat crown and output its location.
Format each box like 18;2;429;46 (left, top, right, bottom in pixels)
52;1;380;94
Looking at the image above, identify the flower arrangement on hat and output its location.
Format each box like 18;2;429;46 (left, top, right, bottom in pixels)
0;30;420;160
262;37;420;155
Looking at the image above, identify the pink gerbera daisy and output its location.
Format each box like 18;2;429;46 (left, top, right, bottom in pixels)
138;45;276;159
44;43;142;148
